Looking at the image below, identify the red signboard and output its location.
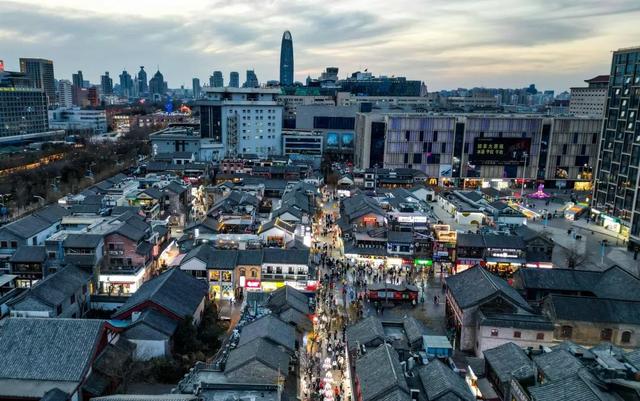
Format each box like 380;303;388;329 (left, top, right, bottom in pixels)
245;279;261;289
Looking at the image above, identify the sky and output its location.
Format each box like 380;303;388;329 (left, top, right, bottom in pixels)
2;0;640;92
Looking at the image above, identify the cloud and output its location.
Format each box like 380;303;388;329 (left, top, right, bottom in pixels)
1;0;639;91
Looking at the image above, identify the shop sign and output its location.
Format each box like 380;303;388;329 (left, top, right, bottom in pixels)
414;259;433;266
245;279;261;289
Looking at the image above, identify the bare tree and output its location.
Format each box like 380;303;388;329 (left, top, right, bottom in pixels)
564;242;586;269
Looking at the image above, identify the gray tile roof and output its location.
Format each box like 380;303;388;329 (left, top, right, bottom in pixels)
63;233;103;248
483;342;535;383
387;230;413;243
225;337;291;374
346;316;386;351
0;318;104;382
356;344;410;401
625;349;640;370
2;214;51;239
545;295;640;325
114;268;207;319
262;248;309;265
40;388;70;401
237;249;264;265
124;309;179;341
34;205;70;223
10;245;47;263
456;233;485;248
9;265;91;310
238;314;296;352
183;245;239;270
113;222;147;242
483;233;525;249
401;317;425;346
417;358;475;401
279;308;313;332
446;266;531;310
513;268;601;294
478;311;554;331
533;349;584;382
528;370;621;401
266;285;310;315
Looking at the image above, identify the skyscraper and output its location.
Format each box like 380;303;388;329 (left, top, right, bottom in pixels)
138;66;148;94
0;70;50;142
593;46;640;249
279;30;294;86
229;71;239;88
100;71;113;95
56;79;73;108
19;58;55;105
119;70;133;98
71;70;84;106
149;69;165;95
243;70;259;88
192;78;201;99
211;71;224;87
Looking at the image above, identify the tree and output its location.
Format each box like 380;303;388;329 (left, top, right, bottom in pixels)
173;315;201;355
564;242;586;269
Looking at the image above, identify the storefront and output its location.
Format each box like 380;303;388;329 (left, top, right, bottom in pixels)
455;258;483;273
484;257;525;277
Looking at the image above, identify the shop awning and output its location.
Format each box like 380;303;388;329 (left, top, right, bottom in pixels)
485;257;525;264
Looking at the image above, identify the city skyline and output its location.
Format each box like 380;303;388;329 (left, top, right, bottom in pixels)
1;0;640;91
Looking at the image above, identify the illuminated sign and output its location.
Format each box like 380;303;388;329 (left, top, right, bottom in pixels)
414;259;433;266
470;138;531;165
245;279;261;288
363;216;378;223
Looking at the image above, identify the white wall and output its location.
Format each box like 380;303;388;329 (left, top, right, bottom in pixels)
476;325;555;357
130;338;169;360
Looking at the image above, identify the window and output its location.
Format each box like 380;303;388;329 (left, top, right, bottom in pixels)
513;331;521;338
536;333;545;340
601;328;613;341
561;325;573;338
621;331;632;344
70;294;76;304
490;329;499;337
251;269;257;278
56;305;62;316
0;241;6;248
10;241;17;248
82;285;87;294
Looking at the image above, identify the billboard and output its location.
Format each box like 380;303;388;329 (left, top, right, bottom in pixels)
470;137;531;165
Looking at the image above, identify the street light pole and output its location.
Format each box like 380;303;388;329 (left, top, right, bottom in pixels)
520;152;529;198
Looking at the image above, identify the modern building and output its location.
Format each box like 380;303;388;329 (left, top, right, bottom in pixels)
282;129;324;168
19;58;55;106
0;70;63;144
593;46;640;247
56;79;73;108
569;75;609;117
229;71;240;88
48;107;108;133
355;113;601;189
71;70;84;106
137;65;148;95
279;30;294;86
210;70;224;87
148;69;166;97
277;93;335;128
149;127;224;161
243;69;259;88
100;71;113;95
295;104;357;160
119;69;134;98
192;77;201;99
198;87;283;158
339;73;424;97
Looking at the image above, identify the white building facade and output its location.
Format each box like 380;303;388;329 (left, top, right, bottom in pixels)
198;87;283;159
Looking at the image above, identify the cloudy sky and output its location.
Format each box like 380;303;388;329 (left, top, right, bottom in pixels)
2;0;640;91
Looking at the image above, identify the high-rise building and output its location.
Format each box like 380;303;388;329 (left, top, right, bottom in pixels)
569;75;609;117
100;71;113;95
71;70;84;106
56;79;73;108
137;66;148;94
320;67;339;82
229;71;239;88
593;46;640;248
192;78;201;99
19;58;55;106
72;70;83;88
0;70;57;143
149;69;166;96
279;30;294;86
87;87;99;106
197;87;283;158
211;71;223;87
119;70;133;97
243;70;259;88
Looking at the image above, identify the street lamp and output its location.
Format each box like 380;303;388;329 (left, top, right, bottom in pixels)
520;152;529;198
